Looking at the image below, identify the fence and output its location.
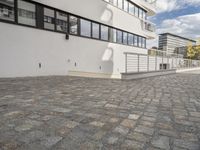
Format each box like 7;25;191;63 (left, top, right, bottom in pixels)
124;50;200;73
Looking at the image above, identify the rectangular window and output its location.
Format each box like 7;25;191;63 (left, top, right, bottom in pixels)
0;0;14;21
128;3;134;15
18;0;36;26
135;6;139;17
56;11;68;33
123;32;128;45
134;35;138;47
138;36;142;47
110;28;116;43
143;10;146;20
101;25;108;41
116;30;122;44
92;22;100;39
142;37;146;48
80;19;91;37
139;8;143;19
128;33;133;46
109;0;117;6
118;0;123;9
44;7;55;30
69;15;78;35
123;0;128;12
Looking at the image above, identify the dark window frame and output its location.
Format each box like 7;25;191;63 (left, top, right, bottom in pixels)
0;0;147;49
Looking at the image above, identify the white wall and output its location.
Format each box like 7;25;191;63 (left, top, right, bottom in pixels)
0;22;147;78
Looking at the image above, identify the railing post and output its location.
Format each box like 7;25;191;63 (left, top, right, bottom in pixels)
147;55;149;72
125;53;127;73
162;52;164;70
138;54;140;72
155;54;157;71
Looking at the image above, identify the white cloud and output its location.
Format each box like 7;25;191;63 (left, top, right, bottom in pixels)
147;13;200;48
156;0;200;13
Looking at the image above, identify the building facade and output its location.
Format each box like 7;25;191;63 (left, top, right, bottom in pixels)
0;0;157;78
158;33;196;54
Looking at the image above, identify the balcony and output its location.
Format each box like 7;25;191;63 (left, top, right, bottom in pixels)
142;20;157;39
131;0;157;16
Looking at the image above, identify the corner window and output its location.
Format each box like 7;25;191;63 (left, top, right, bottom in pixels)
123;32;128;45
139;8;143;19
92;22;100;39
18;0;36;26
44;8;55;30
101;25;108;41
69;15;78;35
116;30;122;44
56;11;68;33
128;33;133;46
0;0;14;21
80;19;91;37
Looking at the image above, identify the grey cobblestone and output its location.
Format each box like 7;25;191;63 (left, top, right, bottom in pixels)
0;71;200;149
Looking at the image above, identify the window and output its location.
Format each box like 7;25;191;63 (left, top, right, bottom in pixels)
143;10;146;20
0;0;14;21
56;11;68;33
116;30;122;44
123;0;128;12
80;19;91;37
101;25;108;41
123;32;128;45
92;22;100;39
18;0;36;26
142;37;146;48
118;0;123;9
128;3;134;15
139;8;143;19
135;6;139;17
44;8;55;30
110;28;116;43
128;33;133;46
134;35;138;46
69;15;78;35
138;36;142;47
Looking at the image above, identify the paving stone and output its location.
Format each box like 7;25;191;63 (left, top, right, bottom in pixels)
1;72;200;149
151;136;170;150
120;119;136;128
128;114;140;120
41;136;63;148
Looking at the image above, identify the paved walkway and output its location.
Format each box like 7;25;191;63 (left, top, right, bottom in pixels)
0;71;200;150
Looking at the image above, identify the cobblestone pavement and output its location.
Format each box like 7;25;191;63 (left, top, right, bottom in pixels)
0;71;200;150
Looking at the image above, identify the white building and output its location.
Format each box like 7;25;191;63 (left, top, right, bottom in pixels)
0;0;157;79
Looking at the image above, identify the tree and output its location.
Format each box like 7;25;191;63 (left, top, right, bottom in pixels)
187;43;196;59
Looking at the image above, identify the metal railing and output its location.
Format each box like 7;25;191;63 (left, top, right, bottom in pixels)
124;50;200;73
143;20;156;32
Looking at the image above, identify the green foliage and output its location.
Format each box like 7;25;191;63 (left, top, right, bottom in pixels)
187;43;200;60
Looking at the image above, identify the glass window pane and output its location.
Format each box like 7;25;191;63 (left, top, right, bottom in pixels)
18;0;36;26
56;11;68;33
139;8;143;19
135;6;138;17
44;8;55;30
128;3;134;15
69;15;78;35
92;22;100;39
118;0;123;9
110;28;116;43
128;33;133;46
101;25;108;41
138;36;142;47
123;32;128;45
134;35;138;46
123;0;128;12
80;19;91;37
0;0;14;21
116;30;122;44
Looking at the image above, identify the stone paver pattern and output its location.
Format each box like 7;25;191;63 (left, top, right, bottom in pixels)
0;71;200;150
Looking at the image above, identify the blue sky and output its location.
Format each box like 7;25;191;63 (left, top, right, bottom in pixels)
147;0;200;48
